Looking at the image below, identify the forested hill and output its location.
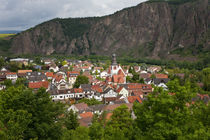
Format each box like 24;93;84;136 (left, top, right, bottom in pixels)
5;0;210;60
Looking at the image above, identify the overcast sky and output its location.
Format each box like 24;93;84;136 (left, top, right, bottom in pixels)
0;0;147;31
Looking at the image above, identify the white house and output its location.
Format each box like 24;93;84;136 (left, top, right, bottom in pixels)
100;71;108;79
68;103;90;113
51;90;75;101
49;65;59;72
5;73;18;81
103;88;117;98
116;87;129;98
67;71;79;88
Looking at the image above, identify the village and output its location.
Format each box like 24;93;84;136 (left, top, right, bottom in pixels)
0;54;208;127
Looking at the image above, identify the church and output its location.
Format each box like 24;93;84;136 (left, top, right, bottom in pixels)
107;54;126;84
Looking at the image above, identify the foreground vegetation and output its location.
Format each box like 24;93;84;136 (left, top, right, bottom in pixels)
0;76;209;139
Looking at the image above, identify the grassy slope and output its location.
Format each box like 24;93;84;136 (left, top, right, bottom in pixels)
0;34;14;55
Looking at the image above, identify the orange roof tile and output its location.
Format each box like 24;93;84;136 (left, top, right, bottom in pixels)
91;85;103;93
116;87;124;93
127;96;142;103
112;75;125;83
105;113;113;120
6;72;17;75
18;70;32;74
155;74;168;79
131;91;143;96
29;81;49;89
79;112;93;118
45;72;54;77
71;88;83;93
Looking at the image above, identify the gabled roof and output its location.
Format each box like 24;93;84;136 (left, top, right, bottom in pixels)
131;91;143;96
127;96;142;103
53;74;63;82
116;86;124;93
140;73;151;79
74;103;89;111
45;72;54;77
112;75;125;83
71;88;83;93
29;81;49;89
154;78;169;84
155;74;168;79
79;112;93;118
5;72;17;75
117;69;125;76
91;85;103;93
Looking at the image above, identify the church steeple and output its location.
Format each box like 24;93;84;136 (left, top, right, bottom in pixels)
112;53;117;66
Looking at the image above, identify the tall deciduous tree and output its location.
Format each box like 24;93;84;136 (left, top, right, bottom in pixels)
73;75;89;88
0;86;64;140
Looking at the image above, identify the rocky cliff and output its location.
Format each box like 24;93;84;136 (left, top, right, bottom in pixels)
10;0;210;59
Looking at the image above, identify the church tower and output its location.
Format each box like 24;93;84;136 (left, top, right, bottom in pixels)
111;53;119;76
112;53;117;66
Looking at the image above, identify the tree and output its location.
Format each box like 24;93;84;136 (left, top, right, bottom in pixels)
134;79;209;139
62;126;90;140
0;57;5;69
3;79;12;87
89;121;104;140
0;86;64;140
64;110;79;130
106;105;134;139
202;68;210;91
62;60;68;66
73;75;89;88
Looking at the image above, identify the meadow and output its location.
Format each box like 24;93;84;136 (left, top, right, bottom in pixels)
0;34;14;39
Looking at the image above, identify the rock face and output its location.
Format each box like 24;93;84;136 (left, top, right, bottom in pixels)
11;0;210;59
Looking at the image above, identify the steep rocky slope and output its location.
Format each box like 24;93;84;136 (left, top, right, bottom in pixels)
10;0;210;59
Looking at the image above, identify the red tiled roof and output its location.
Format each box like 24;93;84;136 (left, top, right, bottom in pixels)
53;75;63;82
127;83;142;90
106;77;112;82
140;73;151;79
45;72;54;77
71;88;83;93
131;91;143;96
67;71;80;75
127;84;152;90
118;69;125;76
127;96;142;103
81;66;90;69
105;113;113;120
155;74;168;79
116;87;124;93
91;85;103;93
29;81;49;89
112;75;125;83
79;112;93;118
6;72;17;75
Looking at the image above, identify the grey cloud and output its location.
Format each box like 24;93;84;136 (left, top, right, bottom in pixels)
0;0;147;30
